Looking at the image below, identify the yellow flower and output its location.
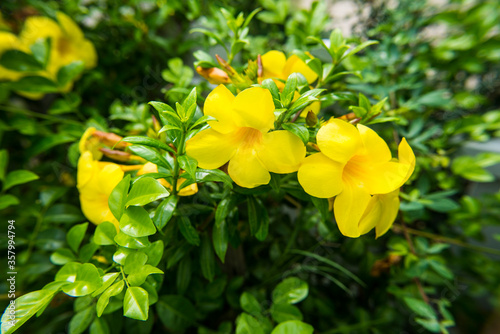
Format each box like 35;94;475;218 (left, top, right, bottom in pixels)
0;32;28;81
79;127;103;160
298;119;415;237
137;162;198;196
261;50;318;89
77;151;124;228
186;85;306;188
20;12;97;80
358;189;400;238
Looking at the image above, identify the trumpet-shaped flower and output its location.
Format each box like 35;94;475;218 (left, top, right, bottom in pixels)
77;151;124;228
20;12;97;79
186;85;306;188
298;119;415;237
137;162;198;196
261;50;318;89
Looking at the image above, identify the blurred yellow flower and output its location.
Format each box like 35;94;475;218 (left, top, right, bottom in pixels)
298;119;415;237
261;50;318;89
186;85;306;188
136;162;198;196
0;32;28;81
20;12;97;80
77;151;124;228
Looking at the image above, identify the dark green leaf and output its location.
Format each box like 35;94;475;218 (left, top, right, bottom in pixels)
200;234;215;282
57;61;85;87
157;295;196;331
282;123;309;145
153;196;178;230
3;170;39;191
178;216;200;246
0;50;43;71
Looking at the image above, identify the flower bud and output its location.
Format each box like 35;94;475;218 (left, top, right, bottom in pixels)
196;66;231;84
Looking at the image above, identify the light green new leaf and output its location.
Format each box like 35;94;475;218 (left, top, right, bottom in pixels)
270;303;303;323
94;222;118;246
3;170;39;191
123;287;149;321
236;313;264;334
0;194;19;210
119;206;156;238
271;320;314;334
97;280;124;317
126;177;169;207
240;292;262;316
59;263;102;297
0;289;59;334
92;273;120;297
109;175;131;221
114;232;150;249
272;277;309;305
128;265;164;286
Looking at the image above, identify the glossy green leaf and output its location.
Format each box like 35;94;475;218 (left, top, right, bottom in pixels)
270;320;314;334
97;280;125;317
61;263;103;297
109;175;131;221
272;277;309;305
153;196;178;230
114;232;150;249
126;177;169;207
69;305;94;334
282;123;309;145
67;223;88;253
128;265;164;286
144;240;164;267
123;287;149;321
195;169;233;188
270;304;303;323
0;194;19;210
178;155;198;179
212;219;229;263
236;313;264;334
122;136;175;154
281;73;298;107
2;170;39;191
127;145;172;170
92;273;120;297
94;222;118;246
119;206;156;238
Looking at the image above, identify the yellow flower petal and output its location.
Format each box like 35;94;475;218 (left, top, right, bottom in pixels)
185;128;238;169
300;100;320;117
204;85;239;134
228;147;270;188
79;127;104;160
375;189;400;238
334;177;372;238
80;193;119;228
357;189;400;237
297;153;343;198
56;12;84;40
357;123;391;163
398;137;416;183
232;87;275;133
258;130;306;173
77;151;97;189
97;164;124;195
283;54;318;84
317;119;362;163
80;40;97;69
261;50;287;80
20;16;61;46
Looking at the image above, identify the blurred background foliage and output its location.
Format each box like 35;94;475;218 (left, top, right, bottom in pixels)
1;0;500;333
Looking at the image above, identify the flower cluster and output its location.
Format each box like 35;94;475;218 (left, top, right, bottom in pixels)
0;11;96;97
77;127;197;228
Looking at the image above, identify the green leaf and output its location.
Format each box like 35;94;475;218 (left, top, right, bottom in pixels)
2;170;39;191
236;313;264;334
178;216;200;246
89;317;110;334
128;265;164;286
403;297;436;319
122;136;176;154
0;289;58;334
94;222;118;245
176;255;192;295
200;234;215;282
9;76;59;93
92;273;120;297
126;177;169;207
108;174;131;221
270;304;303;323
0;50;43;71
196;169;233;188
57;61;85;87
50;248;77;265
120;206;157;238
128;145;172;170
271;320;314;334
329;28;345;53
282;123;309;145
261;79;282;108
69;305;95;334
311;196;330;221
123;251;148;274
240;292;262;315
415;318;441;333
340;40;378;61
144;240;164;266
424;198;460;213
114;232;150;249
213;219;229;263
247;197;269;241
0;149;8;181
288;89;324;116
281;73;298;107
60;263;103;297
157;295;196;331
178;155;198;179
124;287;149;321
181;87;198;122
272;277;309;305
96;280;124;317
0;194;19;210
153;196;178;230
30;38;51;67
67;223;88;253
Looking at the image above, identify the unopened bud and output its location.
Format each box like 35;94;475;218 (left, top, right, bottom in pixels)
93;131;129;149
305;110;318;127
196;66;231;84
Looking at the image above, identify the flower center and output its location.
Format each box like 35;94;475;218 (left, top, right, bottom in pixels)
342;154;369;183
57;37;72;56
234;127;263;149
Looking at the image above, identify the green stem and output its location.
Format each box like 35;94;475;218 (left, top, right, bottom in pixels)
171;131;186;196
120;266;130;288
